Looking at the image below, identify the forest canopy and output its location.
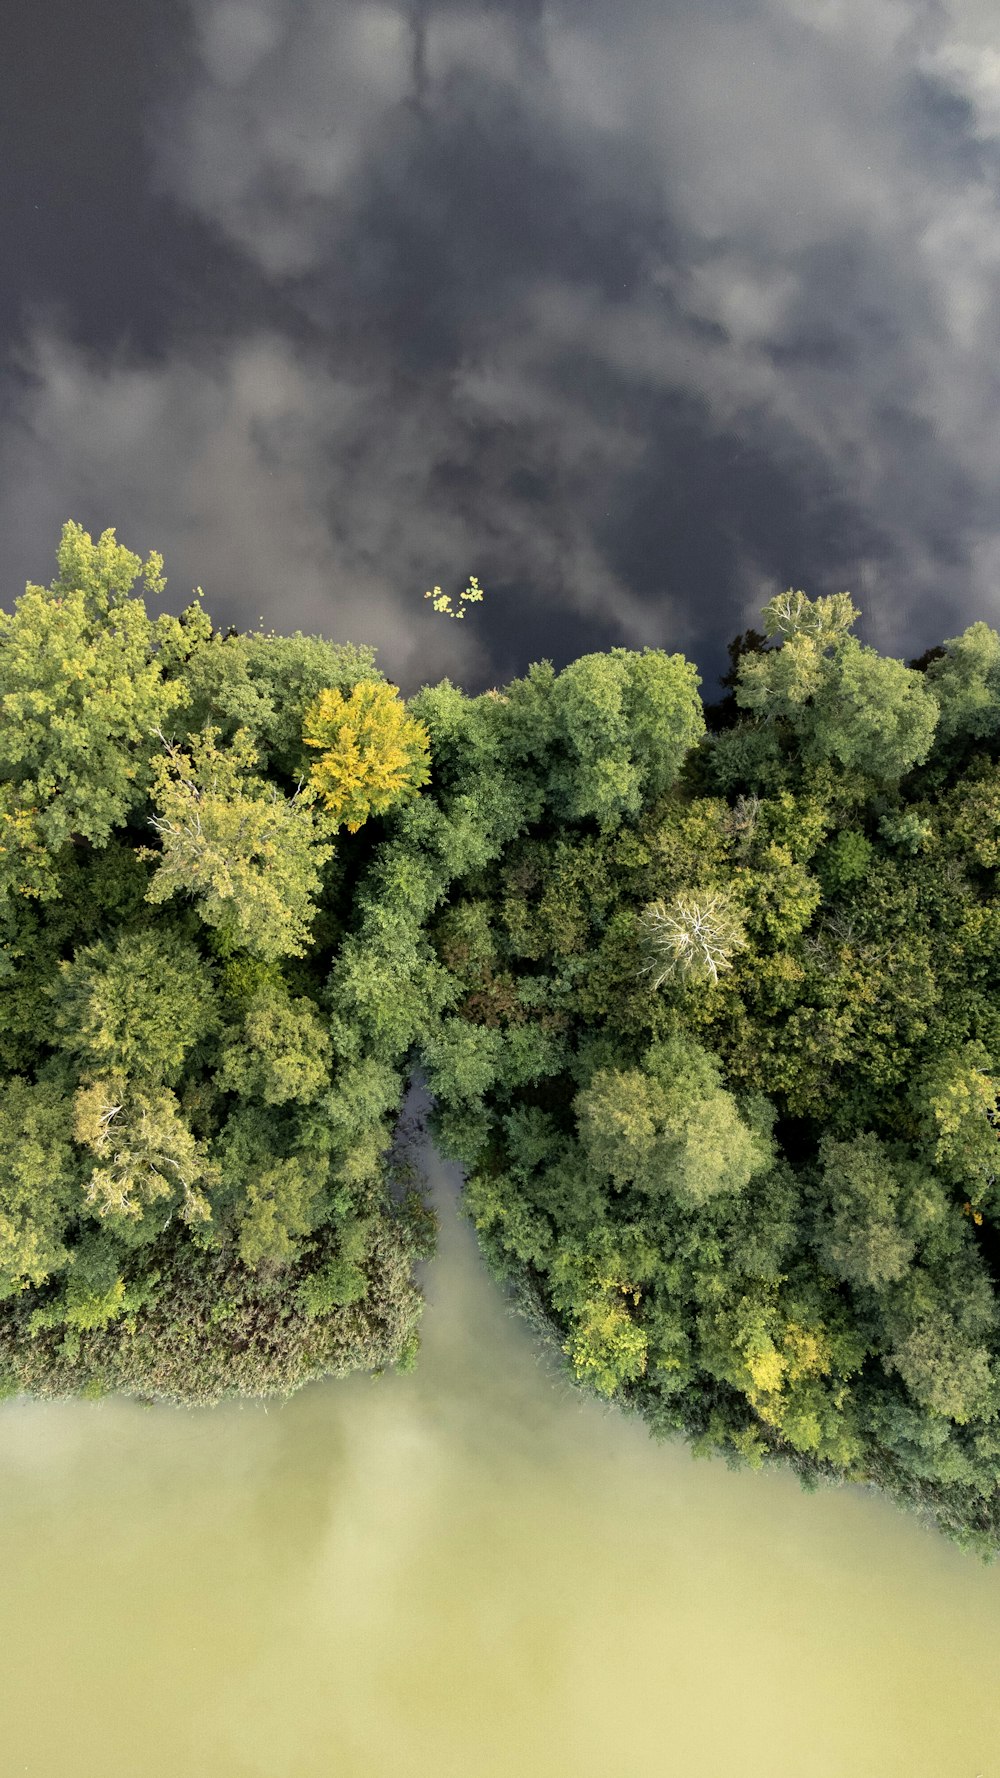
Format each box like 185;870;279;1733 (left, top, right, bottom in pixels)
3;523;1000;1554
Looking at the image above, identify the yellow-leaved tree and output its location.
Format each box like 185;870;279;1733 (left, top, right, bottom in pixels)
302;680;431;833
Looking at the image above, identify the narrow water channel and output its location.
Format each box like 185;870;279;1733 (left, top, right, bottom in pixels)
2;1132;999;1778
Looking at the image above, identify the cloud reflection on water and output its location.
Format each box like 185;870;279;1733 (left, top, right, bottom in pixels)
1;0;999;695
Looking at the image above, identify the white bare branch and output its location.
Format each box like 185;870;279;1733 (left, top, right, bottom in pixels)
637;891;748;989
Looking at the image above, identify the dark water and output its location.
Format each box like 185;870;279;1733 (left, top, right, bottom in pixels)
2;0;999;697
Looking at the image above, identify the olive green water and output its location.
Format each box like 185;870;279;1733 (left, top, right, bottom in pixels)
2;1140;1000;1778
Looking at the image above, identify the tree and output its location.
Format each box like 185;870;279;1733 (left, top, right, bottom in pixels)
158;624;282;761
326;911;458;1068
563;1279;649;1396
574;1030;774;1205
389;790;509;888
886;1309;994;1425
702;627;773;733
574;1066;669;1194
702;714;792;798
301;680;431;832
814;829;874;896
73;1075;221;1235
138;724;334;960
936;756;1000;872
698;1282;866;1465
297;1218;370;1314
922;620;1000;746
236;1156;330;1270
216;983;332;1106
549;1237;649;1396
327;1065;409;1188
405;679;476;793
811;1130;918;1289
210;1101;331;1269
500;649;705;832
355;837;447;932
736;849;823;952
0;1076;80;1297
46;926;220;1087
626;648;710;801
175;629;384;780
419;1017;507;1106
905;1043;1000;1206
734;599;841;721
0;522;187;900
667;1087;774;1206
406;680;544;855
734;589;940;784
464;1160;557;1273
636;887;749;988
758;587;861;646
804;644;940;781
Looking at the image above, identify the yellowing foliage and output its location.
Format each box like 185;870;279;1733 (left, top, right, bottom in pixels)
744;1319;834;1441
302;681;431;833
566;1281;648;1397
746;1345;787;1397
423;575;484;619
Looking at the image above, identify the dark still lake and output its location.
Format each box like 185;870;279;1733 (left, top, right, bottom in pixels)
3;0;1000;694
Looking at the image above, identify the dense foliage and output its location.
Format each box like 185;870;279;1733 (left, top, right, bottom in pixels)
4;528;1000;1553
416;588;1000;1555
0;525;436;1402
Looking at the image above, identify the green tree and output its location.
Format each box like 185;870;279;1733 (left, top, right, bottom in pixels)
922;620;1000;746
905;1043;1000;1206
805;644;940;781
46;927;220;1087
502;649;705;832
574;1066;669;1194
575;1031;773;1205
73;1076;221;1234
549;1237;649;1396
406;680;544;857
297;1218;370;1314
210;1101;331;1269
876;807;933;855
326;911;458;1069
0;522;187;900
27;1235;160;1350
734;589;939;783
814;828;874;897
698;1282;866;1465
935;756;1000;872
702;715;792;798
886;1307;994;1425
317;1057;408;1189
216;983;332;1106
138;724;334;960
811;1131;918;1289
168;626;385;777
420;1017;507;1105
236;1156;330;1270
0;1076;80;1297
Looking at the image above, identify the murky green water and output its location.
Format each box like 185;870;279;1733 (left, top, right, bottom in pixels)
2;1137;999;1778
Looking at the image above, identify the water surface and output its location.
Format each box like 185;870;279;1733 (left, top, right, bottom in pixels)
4;1;1000;693
2;1137;999;1778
